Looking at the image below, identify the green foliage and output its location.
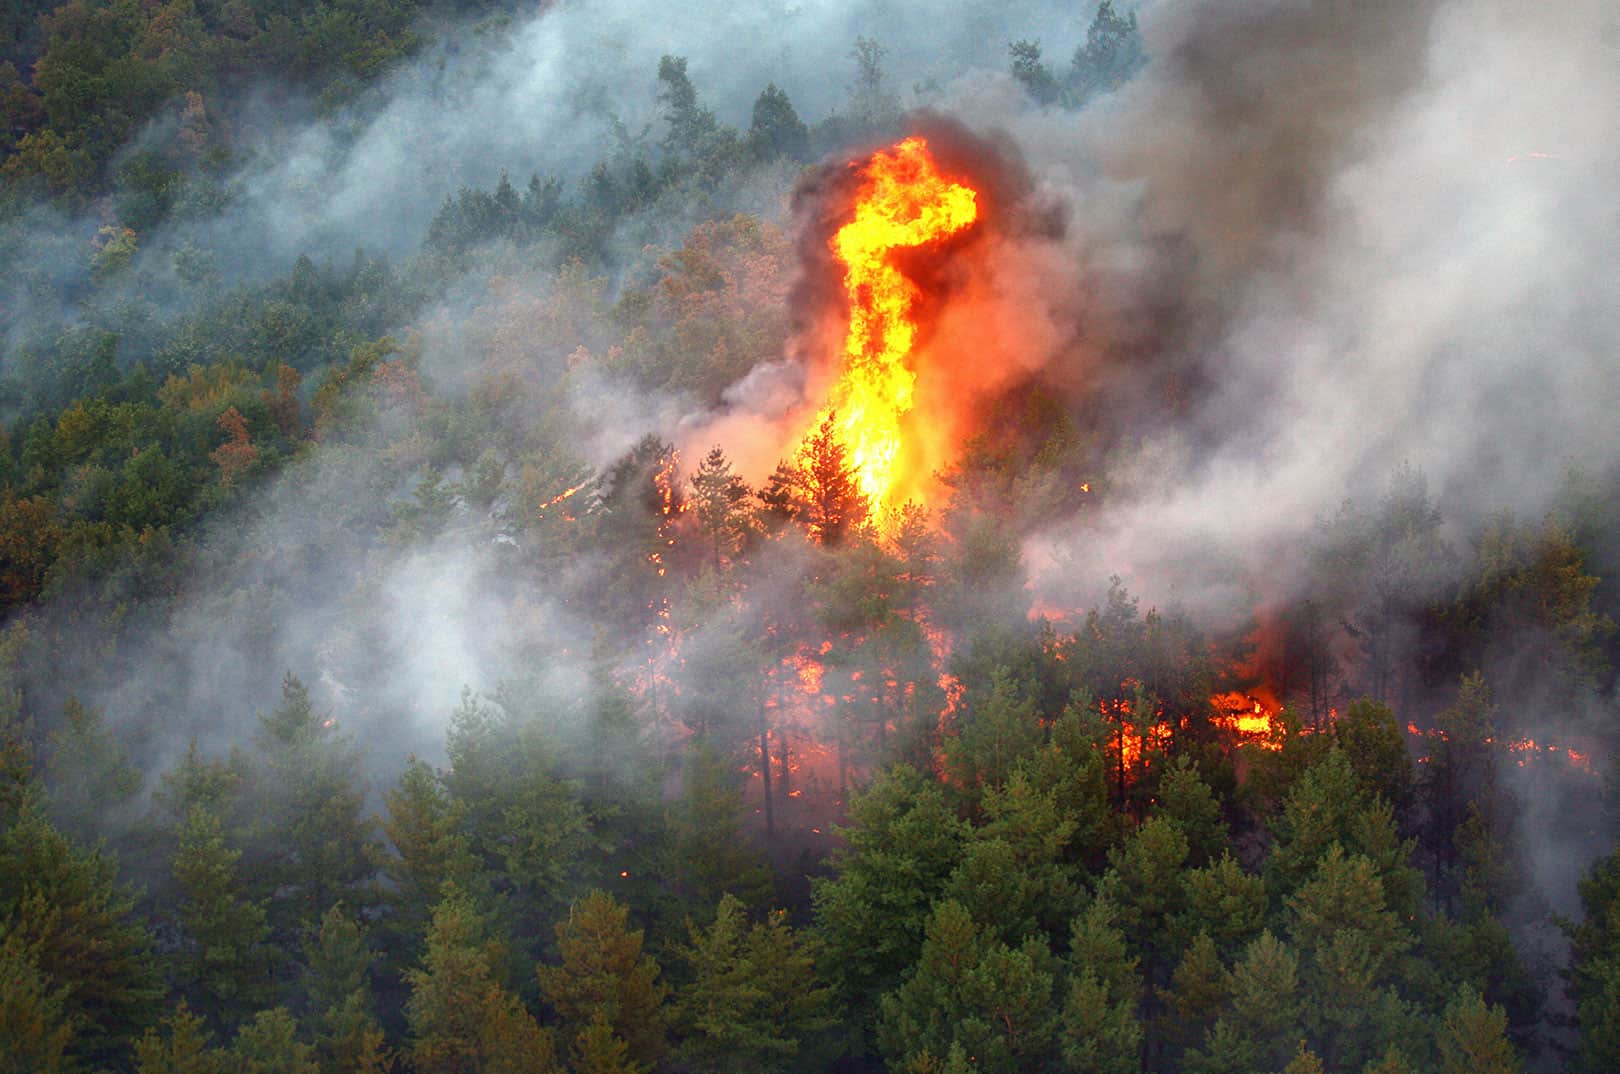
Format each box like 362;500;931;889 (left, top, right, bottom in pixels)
405;885;556;1074
231;1007;317;1074
1437;987;1520;1074
1060;898;1141;1074
0;800;160;1070
0;924;76;1074
1566;848;1620;1072
171;801;272;1024
536;889;669;1069
671;894;837;1073
877;900;1059;1074
134;1003;225;1074
813;765;969;1007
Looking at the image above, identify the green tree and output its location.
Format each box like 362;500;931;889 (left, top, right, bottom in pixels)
1009;40;1060;105
1566;848;1620;1072
171;802;272;1025
747;83;808;161
0;800;160;1071
1267;748;1421;920
1156;754;1227;866
1159;930;1226;1060
943;666;1043;795
1060;898;1142;1074
1097;814;1190;986
1286;846;1413;1070
877;900;1059;1074
0;925;75;1074
43;697;141;846
1177;852;1266;960
232;1008;317;1074
1437;987;1520;1074
947;768;1083;943
381;755;477;950
813;765;969;1007
671;894;837;1073
797;411;868;546
1333;698;1413;813
133;1003;225;1074
1067;0;1145;102
537;889;669;1069
246;675;379;944
301;903;388;1073
1187;931;1301;1074
405;886;556;1074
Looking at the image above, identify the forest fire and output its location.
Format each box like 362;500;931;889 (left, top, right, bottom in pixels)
809;136;979;529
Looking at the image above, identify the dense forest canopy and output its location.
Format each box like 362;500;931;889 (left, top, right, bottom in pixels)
1;0;1618;1072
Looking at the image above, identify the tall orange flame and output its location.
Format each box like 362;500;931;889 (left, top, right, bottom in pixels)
819;136;979;526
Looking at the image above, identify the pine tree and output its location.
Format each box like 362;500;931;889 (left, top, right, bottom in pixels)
43;697;141;847
232;1008;317;1074
1177;852;1266;960
1156;755;1227;866
798;412;868;545
405;886;556;1074
0;925;74;1074
878;899;1059;1074
246;675;379;944
171;802;272;1025
381;756;477;949
1060;899;1142;1074
1159;930;1226;1060
688;445;754;571
1437;987;1520;1074
572;1011;642;1074
671;894;837;1073
301;904;389;1073
1567;848;1620;1072
0;800;160;1071
1286;846;1412;1069
942;666;1043;794
537;889;669;1069
812;765;970;1007
133;1003;225;1074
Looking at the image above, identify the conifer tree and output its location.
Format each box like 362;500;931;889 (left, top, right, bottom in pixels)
1437;987;1520;1074
171;802;272;1025
0;925;75;1074
232;1008;317;1074
405;886;556;1074
381;755;477;949
798;412;868;546
0;800;160;1071
671;893;837;1073
301;904;389;1073
247;675;379;944
877;900;1059;1074
537;889;669;1069
133;1003;224;1074
43;697;141;847
813;765;970;1007
1061;898;1142;1074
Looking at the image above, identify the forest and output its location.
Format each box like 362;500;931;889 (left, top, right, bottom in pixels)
2;0;1619;1072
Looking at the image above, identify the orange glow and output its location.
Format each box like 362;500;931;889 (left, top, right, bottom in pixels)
1211;690;1282;749
816;136;978;529
539;484;584;514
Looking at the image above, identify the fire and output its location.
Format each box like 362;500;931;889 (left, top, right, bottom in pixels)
1211;689;1282;748
816;136;979;527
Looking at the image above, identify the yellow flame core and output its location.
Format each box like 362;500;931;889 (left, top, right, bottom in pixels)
821;137;978;524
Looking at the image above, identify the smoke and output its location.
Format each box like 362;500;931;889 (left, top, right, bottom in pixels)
999;0;1620;619
8;0;1618;913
